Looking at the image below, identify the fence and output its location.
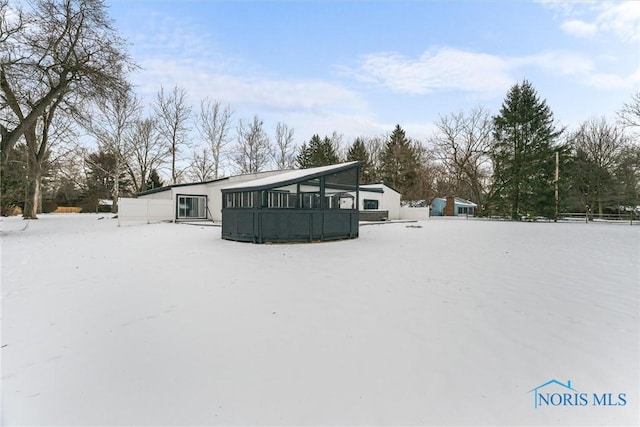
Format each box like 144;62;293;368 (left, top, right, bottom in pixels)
399;206;430;221
117;197;174;226
52;206;82;214
558;212;637;224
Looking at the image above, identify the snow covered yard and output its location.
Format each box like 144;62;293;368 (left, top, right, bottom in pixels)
1;214;638;426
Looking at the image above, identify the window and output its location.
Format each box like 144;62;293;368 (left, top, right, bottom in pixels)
457;206;474;215
177;195;207;219
300;192;320;209
267;191;295;208
363;199;379;210
225;192;255;208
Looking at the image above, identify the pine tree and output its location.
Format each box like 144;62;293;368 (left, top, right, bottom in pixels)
489;80;562;219
295;143;312;169
145;169;164;190
346;137;373;183
296;134;340;168
83;149;132;212
379;125;422;198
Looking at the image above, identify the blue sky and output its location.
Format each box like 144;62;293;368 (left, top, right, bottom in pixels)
107;0;640;144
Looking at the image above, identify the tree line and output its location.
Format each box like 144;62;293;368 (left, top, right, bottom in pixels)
2;0;639;220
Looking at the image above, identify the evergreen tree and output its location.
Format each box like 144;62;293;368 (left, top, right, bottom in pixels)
489;81;562;219
346;138;373;183
295;142;312;169
82;149;132;212
614;145;640;211
295;134;340;168
379;125;422;198
145;169;164;191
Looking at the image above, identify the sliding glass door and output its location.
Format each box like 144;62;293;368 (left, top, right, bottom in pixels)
177;195;207;219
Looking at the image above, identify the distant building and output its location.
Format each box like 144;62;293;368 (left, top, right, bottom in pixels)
358;183;401;221
431;196;477;216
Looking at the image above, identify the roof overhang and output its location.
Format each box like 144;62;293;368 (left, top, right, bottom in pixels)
221;162;360;193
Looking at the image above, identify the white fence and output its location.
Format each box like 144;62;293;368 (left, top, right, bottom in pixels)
399;206;430;221
117;198;174;226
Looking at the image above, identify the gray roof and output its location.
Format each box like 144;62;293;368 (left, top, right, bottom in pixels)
221;162;359;192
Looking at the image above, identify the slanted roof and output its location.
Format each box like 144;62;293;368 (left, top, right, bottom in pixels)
360;183;400;194
137;176;230;196
454;197;477;207
431;196;477;207
221;162;359;193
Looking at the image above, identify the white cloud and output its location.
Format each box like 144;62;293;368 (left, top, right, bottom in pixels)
541;1;640;42
560;19;598;37
596;2;640;42
351;47;512;95
134;58;367;114
348;45;638;96
514;51;595;76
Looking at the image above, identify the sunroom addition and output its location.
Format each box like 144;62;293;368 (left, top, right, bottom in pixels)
221;162;360;243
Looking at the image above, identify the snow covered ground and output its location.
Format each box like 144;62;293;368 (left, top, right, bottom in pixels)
1;214;638;426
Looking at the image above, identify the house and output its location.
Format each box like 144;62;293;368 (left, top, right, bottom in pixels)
122;164;409;227
134;170;284;222
220;162;360;243
431;196;477;217
358;183;401;221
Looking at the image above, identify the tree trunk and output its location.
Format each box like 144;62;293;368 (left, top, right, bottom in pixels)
23;160;42;220
22;123;42;219
112;156;120;214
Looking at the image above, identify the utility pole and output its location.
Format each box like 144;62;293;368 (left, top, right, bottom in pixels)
554;151;559;222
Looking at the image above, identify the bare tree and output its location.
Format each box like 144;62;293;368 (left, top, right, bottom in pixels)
1;0;134;165
364;135;386;182
186;147;215;182
83;87;140;212
429;106;492;207
47;139;86;204
125;117;169;192
234;115;272;174
0;0;24;45
195;98;232;178
22;99;80;218
570;116;626;217
329;131;344;161
153;85;192;184
618;92;640;130
273;121;296;170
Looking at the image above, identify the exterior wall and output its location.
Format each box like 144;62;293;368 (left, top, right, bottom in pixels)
137;170;287;222
359;184;401;220
359;192;383;209
399;206;430;220
142;189;172;200
117;198;174;225
430;198;445;216
383;188;401;220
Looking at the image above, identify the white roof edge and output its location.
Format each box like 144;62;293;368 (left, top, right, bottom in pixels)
360;183;401;194
221;162;359;191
